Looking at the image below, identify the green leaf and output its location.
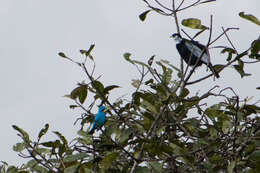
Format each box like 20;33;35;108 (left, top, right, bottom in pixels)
169;143;185;155
141;100;158;114
180;88;190;98
38;124;49;141
58;52;73;62
80;44;95;60
79;85;88;104
77;130;93;145
104;85;120;95
69;84;88;104
12;125;30;143
64;164;80;173
117;129;132;144
185;96;200;108
156;61;166;72
123;52;134;64
250;39;260;58
26;160;37;169
249;151;260;161
145;79;154;85
92;81;104;93
132;92;141;106
41;140;61;148
123;53;150;68
135;166;150;173
233;61;251;78
205;108;219;120
221;47;236;61
132;79;141;88
6;166;18;173
100;152;119;170
139;10;151;21
148;161;163;172
209;127;218;139
58;52;66;58
228;161;236;173
53;131;68;146
243;104;260;114
221;48;236;54
143;114;153;130
222;120;232;134
86;44;95;55
35;147;51;155
70;87;81;100
140;93;160;114
239;12;260;26
12;142;25;152
77;130;89;138
182;18;208;29
148;55;155;66
64;153;89;162
162;68;173;84
26;160;48;172
209;154;222;164
69;105;78;109
213;64;224;73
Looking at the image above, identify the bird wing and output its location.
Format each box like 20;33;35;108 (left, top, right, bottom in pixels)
184;41;211;65
88;122;96;134
88;113;103;134
89;110;106;134
94;112;106;127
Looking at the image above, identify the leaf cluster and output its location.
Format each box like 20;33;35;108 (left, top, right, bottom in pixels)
2;1;260;173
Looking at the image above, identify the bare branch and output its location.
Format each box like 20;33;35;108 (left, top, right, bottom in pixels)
221;27;238;54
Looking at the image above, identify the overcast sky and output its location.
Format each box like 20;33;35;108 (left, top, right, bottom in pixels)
1;0;259;165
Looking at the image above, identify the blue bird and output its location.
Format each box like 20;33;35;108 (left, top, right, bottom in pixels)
88;106;106;134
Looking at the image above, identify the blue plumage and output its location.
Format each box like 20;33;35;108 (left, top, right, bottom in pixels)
88;106;106;134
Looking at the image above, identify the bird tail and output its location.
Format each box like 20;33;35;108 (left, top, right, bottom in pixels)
208;63;220;78
88;122;96;134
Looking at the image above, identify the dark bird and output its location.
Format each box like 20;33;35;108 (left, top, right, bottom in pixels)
88;106;106;134
171;33;220;78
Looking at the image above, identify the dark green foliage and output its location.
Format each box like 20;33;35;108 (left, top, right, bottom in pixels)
181;18;208;30
239;12;260;26
139;10;151;22
6;47;260;172
2;1;260;173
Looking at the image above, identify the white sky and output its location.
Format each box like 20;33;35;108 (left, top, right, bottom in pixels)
0;0;259;165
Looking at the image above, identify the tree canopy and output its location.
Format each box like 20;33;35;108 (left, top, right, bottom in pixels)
1;0;260;173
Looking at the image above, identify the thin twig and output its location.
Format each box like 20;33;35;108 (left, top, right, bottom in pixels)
207;15;213;46
209;27;239;45
176;0;185;10
172;0;184;95
154;0;173;11
221;26;238;54
81;63;122;118
177;0;200;12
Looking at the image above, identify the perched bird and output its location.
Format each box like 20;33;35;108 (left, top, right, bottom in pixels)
171;33;220;78
88;106;106;134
